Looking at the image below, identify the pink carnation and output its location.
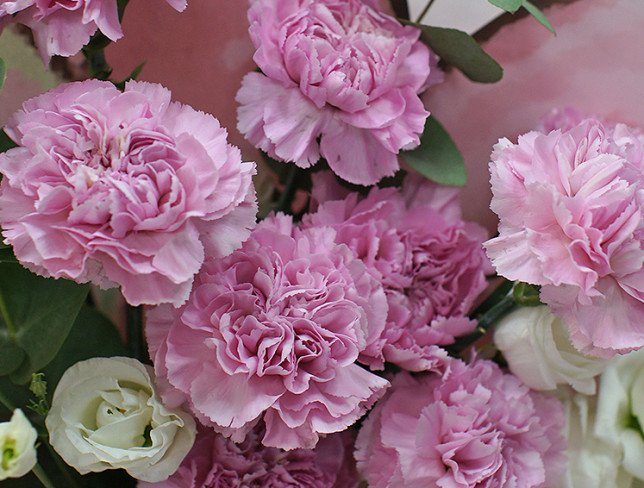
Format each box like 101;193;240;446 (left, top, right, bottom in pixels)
303;173;491;371
0;80;256;306
146;214;389;450
0;0;186;61
485;118;644;357
355;359;567;488
139;425;358;488
236;0;442;186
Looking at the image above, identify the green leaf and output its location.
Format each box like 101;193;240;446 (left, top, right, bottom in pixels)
0;58;6;90
113;62;146;91
523;1;556;34
0;251;89;383
400;116;467;186
0;129;17;154
410;24;503;83
40;305;129;389
488;0;523;13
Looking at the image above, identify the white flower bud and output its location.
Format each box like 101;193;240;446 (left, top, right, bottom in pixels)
0;409;38;480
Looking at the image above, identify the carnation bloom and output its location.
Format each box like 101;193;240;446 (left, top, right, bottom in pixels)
0;0;186;61
139;425;359;488
485;118;644;357
236;0;441;186
303;172;491;371
355;359;567;488
146;214;389;450
0;80;256;306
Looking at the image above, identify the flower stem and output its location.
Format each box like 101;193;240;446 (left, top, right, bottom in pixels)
274;165;300;215
44;440;82;488
415;0;436;23
447;280;517;354
32;463;56;488
0;290;16;339
127;304;145;362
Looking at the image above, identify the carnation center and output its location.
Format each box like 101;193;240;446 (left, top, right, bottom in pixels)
283;2;400;107
62;115;188;233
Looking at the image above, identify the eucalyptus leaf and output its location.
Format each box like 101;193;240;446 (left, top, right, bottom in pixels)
523;1;556;34
488;0;522;13
0;251;89;383
0;58;6;90
413;24;503;83
400;116;467;186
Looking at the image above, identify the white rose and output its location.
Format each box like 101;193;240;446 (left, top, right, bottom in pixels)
0;409;38;480
595;349;644;482
559;390;633;488
494;306;607;394
45;357;196;483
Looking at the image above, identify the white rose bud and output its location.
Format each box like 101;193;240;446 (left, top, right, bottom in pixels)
45;357;196;483
559;390;633;488
595;349;644;483
0;409;38;480
494;306;607;394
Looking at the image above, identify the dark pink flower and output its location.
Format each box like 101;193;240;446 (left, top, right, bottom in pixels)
0;80;256;306
303;173;491;371
138;424;358;488
355;359;567;488
236;0;441;185
485;118;644;357
146;214;388;450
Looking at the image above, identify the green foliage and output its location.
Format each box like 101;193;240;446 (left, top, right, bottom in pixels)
406;22;503;83
0;58;5;90
0;248;89;384
42;304;129;389
488;0;522;13
489;0;556;34
400;116;467;187
113;62;146;91
523;1;556;34
513;282;542;306
0;130;17;154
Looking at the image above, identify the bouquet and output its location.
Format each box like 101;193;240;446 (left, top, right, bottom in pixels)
0;0;641;487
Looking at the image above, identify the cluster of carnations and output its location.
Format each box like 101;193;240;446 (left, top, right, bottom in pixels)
0;0;642;487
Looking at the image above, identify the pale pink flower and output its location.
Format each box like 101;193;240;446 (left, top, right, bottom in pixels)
0;0;186;61
0;80;256;306
146;214;389;450
138;425;358;488
303;172;491;371
355;359;567;488
236;0;442;186
485;118;644;357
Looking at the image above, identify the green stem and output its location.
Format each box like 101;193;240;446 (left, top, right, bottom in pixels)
274;165;300;215
44;441;82;488
32;463;55;488
126;304;145;362
415;0;436;23
0;290;16;339
447;285;517;355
